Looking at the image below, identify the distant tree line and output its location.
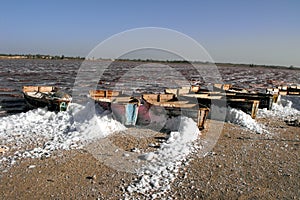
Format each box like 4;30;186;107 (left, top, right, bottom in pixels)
0;53;85;60
115;58;190;63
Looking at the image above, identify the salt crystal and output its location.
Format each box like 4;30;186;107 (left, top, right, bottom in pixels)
28;165;36;169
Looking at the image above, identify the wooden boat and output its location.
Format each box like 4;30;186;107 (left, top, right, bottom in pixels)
267;85;300;96
22;86;71;111
182;94;259;119
89;90;120;110
141;93;210;130
89;90;140;126
216;92;274;110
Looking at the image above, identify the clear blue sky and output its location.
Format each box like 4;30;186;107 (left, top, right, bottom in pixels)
1;0;300;66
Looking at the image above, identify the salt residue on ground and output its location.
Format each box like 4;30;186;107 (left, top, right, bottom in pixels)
126;116;200;198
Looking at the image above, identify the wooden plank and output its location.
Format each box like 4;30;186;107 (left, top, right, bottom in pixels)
183;94;209;98
287;92;300;95
156;102;197;108
159;94;175;102
142;94;175;102
214;84;232;91
22;86;39;92
227;100;259;119
89;90;106;97
282;85;288;90
23;86;57;93
142;94;159;102
214;84;223;90
165;88;177;95
38;86;55;92
106;90;120;97
279;91;288;95
190;85;200;93
177;88;190;95
223;84;232;91
197;108;210;130
251;100;260;119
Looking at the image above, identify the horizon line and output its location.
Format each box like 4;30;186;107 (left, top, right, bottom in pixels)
0;53;299;69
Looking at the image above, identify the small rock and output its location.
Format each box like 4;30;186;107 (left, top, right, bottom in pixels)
131;148;140;153
0;146;9;154
86;174;97;180
148;143;155;147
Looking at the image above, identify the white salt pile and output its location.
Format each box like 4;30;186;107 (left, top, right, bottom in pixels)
258;98;300;119
226;108;266;134
210;105;266;133
125;116;200;198
70;102;126;140
0;103;126;169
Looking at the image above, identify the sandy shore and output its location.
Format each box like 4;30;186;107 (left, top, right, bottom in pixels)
0;118;299;199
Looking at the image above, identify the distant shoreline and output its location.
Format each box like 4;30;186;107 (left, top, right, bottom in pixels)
0;54;85;60
0;54;298;70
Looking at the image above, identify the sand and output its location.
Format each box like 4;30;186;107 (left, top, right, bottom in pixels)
0;117;299;199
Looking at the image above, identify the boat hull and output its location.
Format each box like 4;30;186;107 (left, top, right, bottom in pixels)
23;93;70;111
22;86;71;112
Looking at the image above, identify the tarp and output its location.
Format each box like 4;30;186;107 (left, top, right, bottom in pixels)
125;103;138;126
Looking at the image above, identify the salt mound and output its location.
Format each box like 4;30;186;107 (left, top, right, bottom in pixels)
210;106;266;134
258;98;300;119
0;103;126;168
126;117;200;197
226;108;265;134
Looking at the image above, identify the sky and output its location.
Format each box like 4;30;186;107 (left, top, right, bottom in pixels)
1;0;300;67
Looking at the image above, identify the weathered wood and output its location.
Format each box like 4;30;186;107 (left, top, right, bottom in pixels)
225;93;274;110
89;90;120;98
142;94;175;103
272;94;280;103
22;86;71;111
190;85;200;93
182;94;209;98
22;86;39;92
214;84;232;91
251;100;260;119
165;87;190;96
197;108;210;130
267;85;300;96
152;102;197;108
159;94;176;102
89;90;106;97
182;95;260;119
23;86;56;93
177;87;190;95
165;88;177;95
227;100;259;119
38;86;55;93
